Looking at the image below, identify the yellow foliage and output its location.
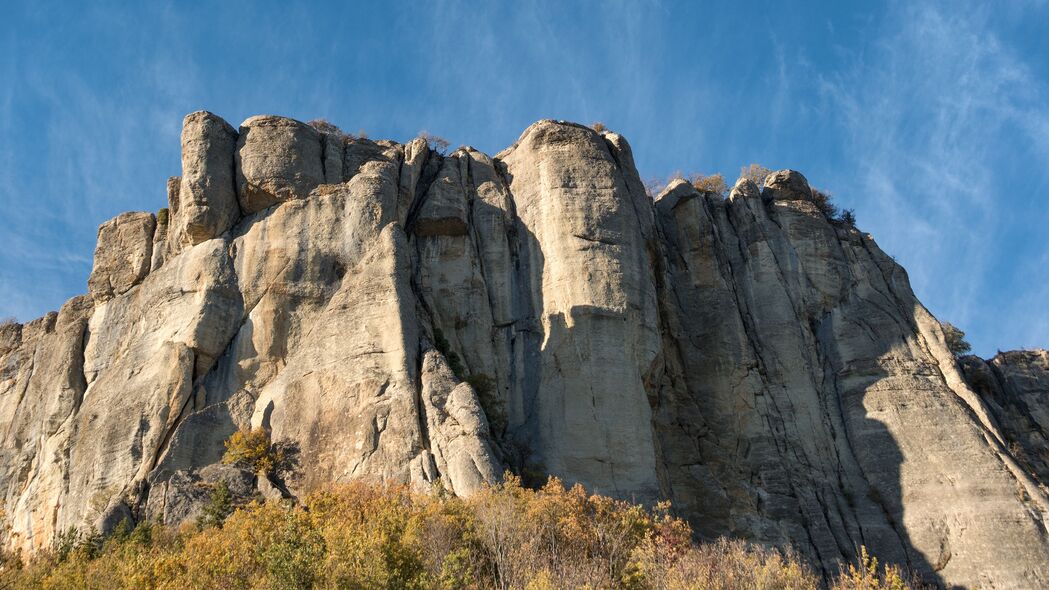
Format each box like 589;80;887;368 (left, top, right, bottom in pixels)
690;173;728;196
222;428;292;478
0;477;923;589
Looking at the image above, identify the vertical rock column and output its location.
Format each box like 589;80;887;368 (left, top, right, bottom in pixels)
499;121;662;500
174;111;240;248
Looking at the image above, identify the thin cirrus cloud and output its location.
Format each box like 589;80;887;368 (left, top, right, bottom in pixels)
0;1;1045;356
816;1;1049;355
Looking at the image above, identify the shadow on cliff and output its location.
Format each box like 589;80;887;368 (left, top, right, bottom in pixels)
817;312;957;589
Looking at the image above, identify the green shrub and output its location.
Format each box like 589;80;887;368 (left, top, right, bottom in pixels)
466;373;507;435
941;322;972;356
199;481;234;529
155;207;169;225
432;328;466;379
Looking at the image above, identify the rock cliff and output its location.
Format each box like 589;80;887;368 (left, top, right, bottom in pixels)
1;112;1047;588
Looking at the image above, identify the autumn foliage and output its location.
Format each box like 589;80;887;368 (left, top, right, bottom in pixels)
0;477;918;589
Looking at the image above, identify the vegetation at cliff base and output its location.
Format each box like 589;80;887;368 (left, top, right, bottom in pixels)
0;476;919;590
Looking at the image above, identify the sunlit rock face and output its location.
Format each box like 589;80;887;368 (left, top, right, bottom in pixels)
1;112;1047;588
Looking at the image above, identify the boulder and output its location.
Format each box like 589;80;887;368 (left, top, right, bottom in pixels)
87;211;156;302
235;115;324;214
176;111;240;245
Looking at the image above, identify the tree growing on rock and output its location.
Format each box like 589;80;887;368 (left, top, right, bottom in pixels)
222;428;299;481
690;173;728;197
739;163;773;186
418;131;451;154
941;322;972;356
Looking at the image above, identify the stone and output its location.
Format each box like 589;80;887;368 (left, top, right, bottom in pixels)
235;115;324;214
176;111;241;245
87;211;156;302
762;168;812;201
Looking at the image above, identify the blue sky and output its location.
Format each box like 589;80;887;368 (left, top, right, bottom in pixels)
1;1;1047;357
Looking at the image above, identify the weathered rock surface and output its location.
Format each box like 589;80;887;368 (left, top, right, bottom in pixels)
174;111;240;246
2;112;1048;589
235;115;325;214
87;211;155;301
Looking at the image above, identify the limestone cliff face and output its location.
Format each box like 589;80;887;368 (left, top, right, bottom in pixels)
1;112;1047;588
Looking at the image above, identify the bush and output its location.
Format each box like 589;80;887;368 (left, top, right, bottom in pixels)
432;328;466;379
156;208;169;226
0;479;923;589
591;121;607;133
811;188;839;219
222;428;298;480
739;163;773;186
690;173;728;197
467;373;507;436
307;118;350;141
834;546;910;590
941;322;972;356
198;481;234;529
418;131;451;154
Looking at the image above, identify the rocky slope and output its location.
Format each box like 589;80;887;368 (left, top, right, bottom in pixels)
1;112;1047;588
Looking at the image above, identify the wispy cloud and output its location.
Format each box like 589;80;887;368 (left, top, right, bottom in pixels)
818;0;1049;355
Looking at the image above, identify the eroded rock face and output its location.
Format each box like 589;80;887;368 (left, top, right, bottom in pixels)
2;112;1048;589
87;211;156;302
235;115;325;214
175;111;240;246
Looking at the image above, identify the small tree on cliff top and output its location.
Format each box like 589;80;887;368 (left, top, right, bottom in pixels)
941;322;972;356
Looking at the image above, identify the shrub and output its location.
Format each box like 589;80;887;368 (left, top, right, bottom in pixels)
432;328;466;380
941;322;972;356
198;481;234;529
156;207;169;226
307;118;350;140
812;188;839;219
591;121;607;133
691;173;728;196
740;163;773;186
0;479;921;589
833;546;909;590
418;131;451;154
222;428;298;480
840;209;857;226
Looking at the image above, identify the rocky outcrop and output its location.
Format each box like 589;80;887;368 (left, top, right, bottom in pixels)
1;112;1047;589
174;111;241;247
235;115;324;214
87;211;155;301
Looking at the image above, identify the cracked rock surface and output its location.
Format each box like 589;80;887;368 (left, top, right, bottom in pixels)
1;112;1047;589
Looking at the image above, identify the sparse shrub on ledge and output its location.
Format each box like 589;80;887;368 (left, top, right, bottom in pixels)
942;322;972;356
739;163;774;186
418;131;451;155
691;173;728;197
0;477;923;589
223;427;299;481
